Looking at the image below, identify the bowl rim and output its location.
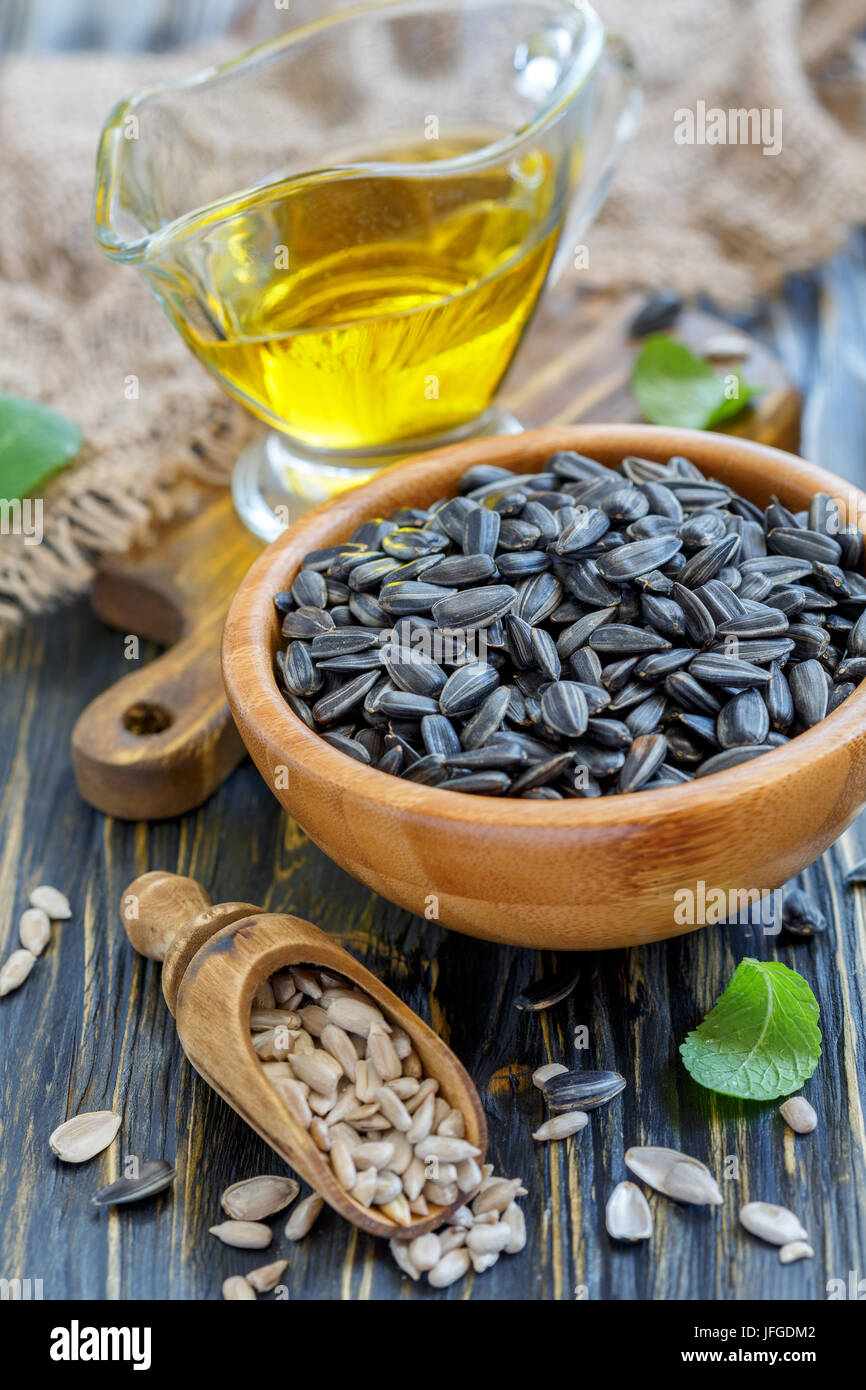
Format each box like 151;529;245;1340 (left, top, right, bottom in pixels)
222;424;866;830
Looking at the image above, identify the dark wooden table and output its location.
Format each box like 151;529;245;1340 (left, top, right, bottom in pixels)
2;243;866;1302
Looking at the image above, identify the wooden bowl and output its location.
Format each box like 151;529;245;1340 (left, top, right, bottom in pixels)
222;426;866;950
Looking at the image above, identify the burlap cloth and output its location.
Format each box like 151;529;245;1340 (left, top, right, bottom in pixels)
2;0;866;628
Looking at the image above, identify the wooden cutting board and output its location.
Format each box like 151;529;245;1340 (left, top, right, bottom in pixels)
71;289;801;819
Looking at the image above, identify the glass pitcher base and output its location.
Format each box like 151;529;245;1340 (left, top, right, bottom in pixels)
232;409;523;541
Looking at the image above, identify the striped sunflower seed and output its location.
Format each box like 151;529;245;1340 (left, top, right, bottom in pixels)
92;1160;175;1207
221;1176;300;1221
49;1111;121;1163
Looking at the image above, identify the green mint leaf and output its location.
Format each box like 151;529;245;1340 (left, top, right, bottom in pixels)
631;333;757;430
0;395;83;501
679;958;821;1101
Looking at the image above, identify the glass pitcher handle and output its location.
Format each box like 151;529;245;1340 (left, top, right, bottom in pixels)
549;35;642;284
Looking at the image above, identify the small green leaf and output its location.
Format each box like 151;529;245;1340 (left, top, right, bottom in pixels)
0;395;83;501
631;333;758;430
679;958;821;1101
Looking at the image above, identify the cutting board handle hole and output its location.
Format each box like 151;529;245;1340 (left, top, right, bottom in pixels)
123;701;173;736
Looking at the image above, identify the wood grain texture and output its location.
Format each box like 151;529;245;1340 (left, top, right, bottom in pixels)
223;425;866;950
71;493;259;820
0;272;861;1302
1;596;865;1301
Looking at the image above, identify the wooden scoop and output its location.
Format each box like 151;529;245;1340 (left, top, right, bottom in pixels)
120;871;487;1238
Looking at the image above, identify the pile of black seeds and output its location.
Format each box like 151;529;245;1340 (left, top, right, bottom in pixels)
272;450;866;798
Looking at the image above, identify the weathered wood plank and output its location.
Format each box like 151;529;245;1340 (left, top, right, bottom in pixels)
2;251;866;1300
1;593;865;1300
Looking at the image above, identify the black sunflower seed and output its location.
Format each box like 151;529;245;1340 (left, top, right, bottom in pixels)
437;770;512;795
509;752;574;794
315;651;384;672
689;653;771;687
379;581;457;616
835;656;866;682
695;744;778;777
522;500;559;541
321;732;372;763
634;647;698;682
764;661;794;731
668;710;718;745
664;671;722;715
606;678;655;713
628;288;682;336
432;585;517;630
782;887;827;938
679;511;728;548
716;689;770;748
531;627;562;681
570;740;626;776
515;966;580;1011
589;624;671;656
716;609;789;639
282;641;323;698
569;646;604;685
349;592;389;627
460;686;512;749
421;713;462;757
439;663;500;718
282;606;336;640
586;716;632;747
719;637;795;665
92;1160;176;1207
497;550;551;579
312;670;381;725
292;568;328;609
829;681;856;712
767;526;842;566
513;572;563;624
618;733;667;792
671;582;716;646
380;645;447;696
789;659;829;727
311;629;378;659
542;1068;626;1111
594;535;683;581
641;593;686;638
402;753;449;784
677;533;741;588
462;505;501;556
540;681;589;737
626;691;668;737
641;480;684;522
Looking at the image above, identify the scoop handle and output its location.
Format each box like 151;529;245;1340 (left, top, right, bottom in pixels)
121;871;213;960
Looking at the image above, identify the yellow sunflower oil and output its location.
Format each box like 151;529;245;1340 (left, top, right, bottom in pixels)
161;138;562;449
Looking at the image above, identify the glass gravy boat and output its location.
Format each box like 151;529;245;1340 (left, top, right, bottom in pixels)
93;0;639;538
